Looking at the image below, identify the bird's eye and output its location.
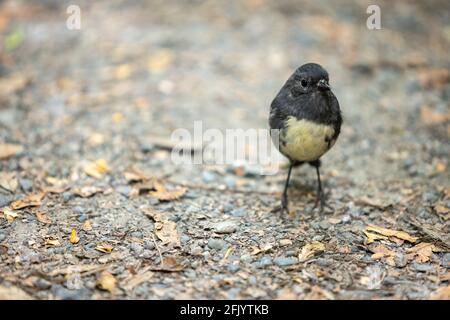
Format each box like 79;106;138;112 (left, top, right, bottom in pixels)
301;79;308;87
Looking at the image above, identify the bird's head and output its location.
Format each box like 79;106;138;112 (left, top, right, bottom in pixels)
288;63;331;96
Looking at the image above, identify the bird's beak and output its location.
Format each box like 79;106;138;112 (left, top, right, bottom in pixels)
317;79;330;91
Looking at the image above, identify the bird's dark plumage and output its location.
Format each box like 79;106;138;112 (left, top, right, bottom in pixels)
269;63;342;212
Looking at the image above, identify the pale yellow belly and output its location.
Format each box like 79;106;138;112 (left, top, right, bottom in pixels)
280;116;335;162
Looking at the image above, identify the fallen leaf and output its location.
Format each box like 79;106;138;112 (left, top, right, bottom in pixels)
364;230;388;244
357;196;392;209
72;186;102;198
434;203;450;220
123;167;152;183
10;192;45;210
0;143;24;160
44;177;70;194
419;68;450;89
83;220;92;231
143;208;180;246
436;162;447;173
122;270;154;291
147;49;174;73
420;105;450;124
96;271;117;292
0;73;30;96
149;181;187;201
0;285;32;300
2;207;18;222
406;242;442;263
430;284;450;300
96;243;114;253
84;159;109;179
279;239;293;246
366;224;418;243
251;243;274;255
45;238;60;247
298;241;325;262
150;256;184;272
0;172;17;192
35;211;51;224
70;229;80;244
371;244;396;266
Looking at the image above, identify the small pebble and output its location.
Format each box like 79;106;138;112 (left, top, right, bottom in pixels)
228;208;246;217
19;178;33;192
227;264;240;273
214;221;238;234
202;171;216;183
274;256;297;267
208;238;225;250
240;254;253;264
130;243;143;253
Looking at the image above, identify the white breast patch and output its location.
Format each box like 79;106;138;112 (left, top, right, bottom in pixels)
280;116;336;162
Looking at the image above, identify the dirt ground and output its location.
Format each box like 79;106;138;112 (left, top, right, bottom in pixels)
0;0;449;300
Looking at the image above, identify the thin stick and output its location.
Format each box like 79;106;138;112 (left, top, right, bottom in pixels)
151;233;164;266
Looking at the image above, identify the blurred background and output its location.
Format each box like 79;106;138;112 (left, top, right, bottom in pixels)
0;0;449;300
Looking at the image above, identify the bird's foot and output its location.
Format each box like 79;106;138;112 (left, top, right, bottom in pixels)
313;190;333;212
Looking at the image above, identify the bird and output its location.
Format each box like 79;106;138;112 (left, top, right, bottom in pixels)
269;63;342;212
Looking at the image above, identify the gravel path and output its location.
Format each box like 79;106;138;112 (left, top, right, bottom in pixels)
0;0;449;299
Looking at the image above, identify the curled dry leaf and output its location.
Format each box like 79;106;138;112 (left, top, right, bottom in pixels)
83;220;92;231
357;196;392;210
298;241;325;262
0;172;18;192
36;211;51;224
84;159;109;179
10;192;45;210
149;181;187;201
44;177;70;194
151;256;184;272
0;143;24;160
406;242;442;263
251;243;274;255
366;224;418;243
45;237;60;247
371;244;396;266
123;167;151;183
70;229;80;244
430;284;450;300
434;203;450;220
2;207;18;222
143;208;180;247
72;186;102;198
122;270;154;291
96;243;114;253
96;271;117;292
364;230;388;244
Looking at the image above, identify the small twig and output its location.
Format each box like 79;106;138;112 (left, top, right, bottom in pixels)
151;233;164;266
165;179;278;195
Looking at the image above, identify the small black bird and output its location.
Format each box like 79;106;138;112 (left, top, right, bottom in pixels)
269;63;342;212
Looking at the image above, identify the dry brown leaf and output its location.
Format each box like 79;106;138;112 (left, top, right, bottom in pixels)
83;220;92;231
122;270;154;291
151;256;184;272
96;271;117;292
0;143;24;160
420;105;450;125
366;224;418;243
84;159;109;179
72;186;102;198
251;243;274;255
96;243;114;253
123;167;151;183
36;211;51;224
0;285;32;300
364;231;388;244
357;196;392;209
45;238;60;247
44;177;70;194
419;68;450;89
406;242;441;263
0;73;30;96
70;229;80;244
298;241;325;262
0;172;17;192
147;49;174;73
149;181;187;201
2;207;18;222
430;284;450;300
434;203;450;220
10;192;45;210
371;244;396;266
143;208;180;246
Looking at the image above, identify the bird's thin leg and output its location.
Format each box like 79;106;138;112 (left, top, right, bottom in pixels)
312;161;330;211
281;163;293;212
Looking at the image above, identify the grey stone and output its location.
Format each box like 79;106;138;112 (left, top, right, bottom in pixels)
35;278;51;290
240;254;253;264
214;221;238;234
77;214;88;223
0;194;12;208
227;264;240;273
51;285;91;300
208;238;225;250
394;253;408;268
224;176;236;188
274;256;297;267
62;192;74;202
19;178;33;192
202;171;216;183
116;185;132;196
228;208;246;217
410;261;433;272
0;232;6;242
442;253;450;268
259;256;273;266
180;235;190;244
130;243;143;253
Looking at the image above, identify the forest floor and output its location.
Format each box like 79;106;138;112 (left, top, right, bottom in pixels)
0;0;449;299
